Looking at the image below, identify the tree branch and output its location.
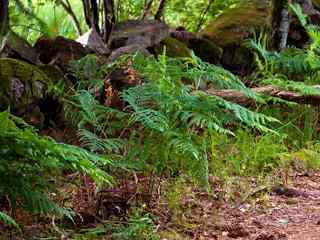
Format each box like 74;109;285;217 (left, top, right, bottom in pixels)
142;0;154;19
155;0;167;21
0;0;9;44
196;0;214;31
103;0;115;43
205;85;320;106
58;0;82;36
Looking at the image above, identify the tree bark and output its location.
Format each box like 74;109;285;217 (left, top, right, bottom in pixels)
82;0;100;33
0;0;9;43
103;0;115;43
142;0;154;19
155;0;167;20
205;85;320;106
279;4;290;49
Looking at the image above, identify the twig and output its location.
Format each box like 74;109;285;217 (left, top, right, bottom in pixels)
142;0;154;19
196;0;215;31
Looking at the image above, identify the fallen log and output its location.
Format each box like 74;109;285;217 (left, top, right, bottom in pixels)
206;85;320;106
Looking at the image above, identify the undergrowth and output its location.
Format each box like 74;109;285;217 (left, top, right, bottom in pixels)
0;109;112;228
63;52;279;190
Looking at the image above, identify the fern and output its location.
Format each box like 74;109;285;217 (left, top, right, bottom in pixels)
0;109;112;222
121;53;279;187
289;3;308;27
0;211;20;230
66;51;280;188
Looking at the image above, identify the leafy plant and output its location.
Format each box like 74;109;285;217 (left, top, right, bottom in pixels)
64;51;280;189
113;211;159;240
0;109;112;223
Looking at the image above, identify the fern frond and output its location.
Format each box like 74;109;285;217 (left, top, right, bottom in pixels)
0;212;20;230
289;3;308;27
78;129;125;153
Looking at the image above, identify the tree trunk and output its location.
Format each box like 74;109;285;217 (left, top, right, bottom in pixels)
0;0;9;44
59;0;83;36
155;0;167;20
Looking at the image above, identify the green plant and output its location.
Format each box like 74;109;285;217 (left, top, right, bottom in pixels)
211;130;288;176
113;210;159;240
65;52;279;190
0;109;112;224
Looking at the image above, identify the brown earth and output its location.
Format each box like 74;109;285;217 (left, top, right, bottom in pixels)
165;173;320;240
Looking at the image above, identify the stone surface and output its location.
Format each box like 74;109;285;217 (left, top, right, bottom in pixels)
0;58;50;115
200;0;274;47
156;37;192;58
110;20;170;50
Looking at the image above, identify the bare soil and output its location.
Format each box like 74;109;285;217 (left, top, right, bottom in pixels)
175;172;320;240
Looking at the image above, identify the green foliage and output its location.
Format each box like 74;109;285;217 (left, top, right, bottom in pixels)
113;211;159;240
244;3;320;94
0;109;112;222
10;0;86;43
65;52;279;189
210;130;287;177
73;210;159;240
166;0;239;31
0;211;20;230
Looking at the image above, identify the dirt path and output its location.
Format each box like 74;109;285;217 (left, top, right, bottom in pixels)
198;173;320;240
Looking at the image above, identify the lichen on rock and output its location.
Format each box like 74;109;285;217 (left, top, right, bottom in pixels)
0;58;51;115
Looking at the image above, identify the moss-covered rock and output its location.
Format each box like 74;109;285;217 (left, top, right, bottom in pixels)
0;58;51;115
156;37;192;58
313;0;320;7
190;38;222;64
170;31;222;63
200;0;274;47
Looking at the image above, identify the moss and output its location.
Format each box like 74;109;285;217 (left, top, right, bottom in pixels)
200;0;274;47
191;38;222;64
0;58;51;112
313;0;320;7
157;37;192;58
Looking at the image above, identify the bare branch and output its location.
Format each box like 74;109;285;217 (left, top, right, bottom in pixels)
58;0;83;36
205;85;320;106
142;0;154;20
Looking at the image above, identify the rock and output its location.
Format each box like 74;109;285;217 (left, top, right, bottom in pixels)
155;37;192;58
110;20;170;50
76;28;110;55
171;30;222;63
200;0;274;47
0;31;38;64
0;58;52;125
108;44;150;62
34;36;90;71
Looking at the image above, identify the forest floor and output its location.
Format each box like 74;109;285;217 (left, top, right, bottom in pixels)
2;171;320;240
174;172;320;240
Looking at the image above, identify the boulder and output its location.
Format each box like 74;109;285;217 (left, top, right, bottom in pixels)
200;0;274;47
155;37;192;58
34;36;90;71
0;31;38;64
0;58;52;125
171;30;222;63
110;20;170;50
